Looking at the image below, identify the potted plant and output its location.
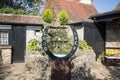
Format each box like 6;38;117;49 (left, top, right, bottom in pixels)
42;9;54;26
42;9;71;55
58;10;69;27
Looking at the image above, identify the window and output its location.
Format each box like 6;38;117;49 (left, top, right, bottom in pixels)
35;30;40;36
0;30;9;45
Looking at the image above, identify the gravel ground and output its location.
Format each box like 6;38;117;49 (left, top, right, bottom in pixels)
0;62;120;80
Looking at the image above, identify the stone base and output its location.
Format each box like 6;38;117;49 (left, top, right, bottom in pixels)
1;49;11;65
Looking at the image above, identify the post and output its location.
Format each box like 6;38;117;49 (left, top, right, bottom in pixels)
42;26;78;80
51;59;71;80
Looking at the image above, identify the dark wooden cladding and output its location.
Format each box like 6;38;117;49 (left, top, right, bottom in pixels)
50;26;67;29
84;22;105;56
106;47;120;49
51;59;71;80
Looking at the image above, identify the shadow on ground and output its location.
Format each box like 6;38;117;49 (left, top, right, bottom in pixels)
88;62;120;80
0;62;120;80
106;64;120;80
0;66;11;80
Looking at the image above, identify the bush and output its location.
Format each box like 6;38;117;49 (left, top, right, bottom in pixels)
47;29;73;54
58;10;68;25
98;52;105;62
27;39;41;51
42;9;54;24
79;41;92;51
0;7;29;15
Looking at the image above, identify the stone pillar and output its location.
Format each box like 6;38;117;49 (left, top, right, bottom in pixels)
1;49;11;65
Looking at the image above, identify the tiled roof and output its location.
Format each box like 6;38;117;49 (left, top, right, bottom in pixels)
114;2;120;10
0;14;42;25
45;0;98;23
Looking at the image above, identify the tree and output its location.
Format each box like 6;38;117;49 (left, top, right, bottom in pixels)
0;0;13;8
0;0;46;15
25;0;45;15
114;2;120;10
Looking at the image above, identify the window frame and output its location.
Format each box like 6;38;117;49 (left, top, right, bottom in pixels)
0;25;12;46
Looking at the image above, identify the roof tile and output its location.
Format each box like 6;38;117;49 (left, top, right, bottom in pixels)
45;0;98;23
0;14;42;25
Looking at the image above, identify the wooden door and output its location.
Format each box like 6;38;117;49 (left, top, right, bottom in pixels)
12;26;26;62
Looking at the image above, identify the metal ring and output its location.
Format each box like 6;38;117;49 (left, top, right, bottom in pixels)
42;26;79;61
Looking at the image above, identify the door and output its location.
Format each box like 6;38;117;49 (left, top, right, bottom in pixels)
12;26;26;62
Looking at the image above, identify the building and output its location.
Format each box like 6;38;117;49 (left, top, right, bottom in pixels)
0;0;98;64
44;0;98;40
0;14;43;63
44;0;101;55
90;3;120;56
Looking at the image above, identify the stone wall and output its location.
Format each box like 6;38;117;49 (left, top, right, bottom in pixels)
26;26;42;45
25;49;96;80
1;49;11;65
71;49;96;80
106;19;120;48
25;51;51;80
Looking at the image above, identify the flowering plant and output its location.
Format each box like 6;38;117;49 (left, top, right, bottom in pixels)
106;49;120;56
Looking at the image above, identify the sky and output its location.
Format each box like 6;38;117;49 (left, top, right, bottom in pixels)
93;0;120;13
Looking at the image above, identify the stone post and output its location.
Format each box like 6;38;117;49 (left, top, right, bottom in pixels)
51;59;71;80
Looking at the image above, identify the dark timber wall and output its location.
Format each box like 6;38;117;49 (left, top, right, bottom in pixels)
84;22;105;58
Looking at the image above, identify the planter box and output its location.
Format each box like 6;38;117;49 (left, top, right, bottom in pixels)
104;56;120;65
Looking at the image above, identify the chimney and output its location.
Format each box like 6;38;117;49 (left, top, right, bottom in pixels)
80;0;93;4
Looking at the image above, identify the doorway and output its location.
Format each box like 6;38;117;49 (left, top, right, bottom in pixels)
12;26;26;62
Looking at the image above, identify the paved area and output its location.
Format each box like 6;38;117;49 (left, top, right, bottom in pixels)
90;62;120;80
0;62;120;80
0;63;39;80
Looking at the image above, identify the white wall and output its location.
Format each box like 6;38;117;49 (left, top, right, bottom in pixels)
26;25;84;45
66;25;84;41
26;26;42;45
76;27;84;41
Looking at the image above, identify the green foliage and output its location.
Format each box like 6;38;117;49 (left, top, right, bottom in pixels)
0;0;45;16
42;9;54;24
47;28;73;55
58;10;68;25
98;52;105;62
27;39;41;51
79;41;92;51
0;7;29;15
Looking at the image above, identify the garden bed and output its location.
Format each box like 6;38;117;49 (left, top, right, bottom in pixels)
105;48;120;65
